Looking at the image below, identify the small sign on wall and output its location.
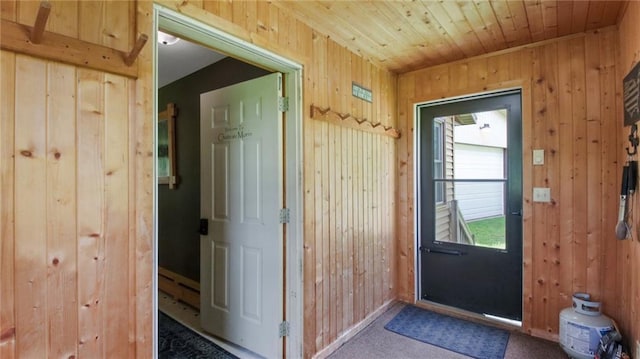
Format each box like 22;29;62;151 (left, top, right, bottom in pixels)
352;82;373;103
623;61;640;126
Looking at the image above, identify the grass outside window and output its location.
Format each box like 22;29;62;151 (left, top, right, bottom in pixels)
467;216;505;249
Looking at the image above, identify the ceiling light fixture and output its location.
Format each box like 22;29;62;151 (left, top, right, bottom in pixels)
157;31;180;45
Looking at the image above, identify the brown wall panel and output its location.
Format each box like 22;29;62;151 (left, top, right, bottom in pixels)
1;56;140;358
0;49;17;359
14;54;48;358
46;62;78;358
617;0;640;350
397;27;623;340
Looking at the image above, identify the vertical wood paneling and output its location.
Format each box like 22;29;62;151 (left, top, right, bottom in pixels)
78;1;131;52
2;51;143;359
396;74;410;303
78;1;104;47
320;120;330;348
568;37;588;300
584;31;603;301
362;131;371;317
0;0;17;21
14;55;48;357
519;47;535;334
255;10;399;351
332;124;343;338
313;119;323;354
302;116;316;357
556;38;573;314
530;45;547;333
133;2;154;356
544;42;561;335
0;50;16;359
617;0;640;349
46;62;78;358
598;28;619;323
47;1;79;38
127;78;137;357
397;27;623;341
16;1;39;27
103;74;130;358
353;128;363;322
76;68;106;358
326;40;339;344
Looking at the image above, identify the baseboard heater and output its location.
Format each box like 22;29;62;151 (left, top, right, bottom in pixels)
158;267;200;310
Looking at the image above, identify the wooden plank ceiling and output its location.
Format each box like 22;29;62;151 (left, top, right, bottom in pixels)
272;0;627;74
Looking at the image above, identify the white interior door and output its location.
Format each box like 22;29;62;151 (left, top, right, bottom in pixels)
200;72;283;358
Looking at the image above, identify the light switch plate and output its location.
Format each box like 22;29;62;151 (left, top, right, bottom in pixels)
533;187;551;202
533;149;544;165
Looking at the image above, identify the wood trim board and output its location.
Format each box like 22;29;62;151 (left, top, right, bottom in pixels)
0;19;140;78
157;267;200;310
310;105;401;139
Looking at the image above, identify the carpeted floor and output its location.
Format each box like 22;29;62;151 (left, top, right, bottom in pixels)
328;303;567;359
158;311;238;359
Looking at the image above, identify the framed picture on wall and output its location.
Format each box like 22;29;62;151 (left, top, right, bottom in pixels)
158;102;179;189
623;61;640;126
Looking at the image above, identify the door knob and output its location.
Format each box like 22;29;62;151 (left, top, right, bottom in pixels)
198;218;208;235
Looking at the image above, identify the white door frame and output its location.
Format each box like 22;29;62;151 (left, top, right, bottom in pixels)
152;5;304;358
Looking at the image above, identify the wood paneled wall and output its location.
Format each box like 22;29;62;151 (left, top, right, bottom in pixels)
397;27;623;340
303;26;397;358
0;47;139;359
1;1;154;358
1;0;396;358
617;1;640;349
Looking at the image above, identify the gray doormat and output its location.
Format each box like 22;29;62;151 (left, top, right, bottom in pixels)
384;305;509;359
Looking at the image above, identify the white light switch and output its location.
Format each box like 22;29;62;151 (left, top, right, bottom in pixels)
533;149;544;165
533;187;551;202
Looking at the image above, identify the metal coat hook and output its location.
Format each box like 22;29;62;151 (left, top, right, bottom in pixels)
627;123;639;156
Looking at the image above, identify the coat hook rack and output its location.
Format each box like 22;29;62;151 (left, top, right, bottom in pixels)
31;1;51;44
123;34;148;66
627;123;639;156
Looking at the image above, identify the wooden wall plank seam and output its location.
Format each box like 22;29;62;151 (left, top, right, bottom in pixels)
14;54;48;357
0;49;17;359
134;1;154;357
46;61;78;359
103;73;130;358
76;68;106;359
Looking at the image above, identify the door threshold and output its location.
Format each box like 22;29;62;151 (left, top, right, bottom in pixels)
483;313;522;327
415;300;523;332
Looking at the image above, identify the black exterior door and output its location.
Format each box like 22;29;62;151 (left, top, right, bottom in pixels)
419;91;523;321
